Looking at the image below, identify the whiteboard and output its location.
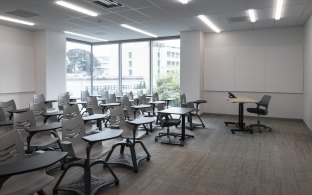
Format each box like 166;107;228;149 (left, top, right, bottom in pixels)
204;48;235;91
204;45;303;93
0;43;35;93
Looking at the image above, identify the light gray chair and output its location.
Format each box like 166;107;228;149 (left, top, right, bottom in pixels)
63;104;80;120
13;110;62;152
0;107;6;122
0;130;54;195
33;94;55;111
81;90;90;102
180;93;205;128
0;99;16;120
58;94;70;111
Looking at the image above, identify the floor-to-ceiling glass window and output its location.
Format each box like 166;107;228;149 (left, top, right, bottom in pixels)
121;42;150;96
152;39;180;100
93;44;119;95
65;41;92;97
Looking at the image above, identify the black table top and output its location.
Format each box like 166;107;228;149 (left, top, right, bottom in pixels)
100;102;120;106
0;120;13;126
149;101;166;104
158;107;195;115
0;151;67;177
7;108;29;113
82;129;123;143
43;110;63;116
131;104;151;109
27;122;62;133
127;117;155;125
45;99;57;103
191;100;207;104
82;114;108;121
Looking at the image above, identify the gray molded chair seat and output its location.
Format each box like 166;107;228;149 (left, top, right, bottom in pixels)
0;130;54;195
13;110;62;151
246;95;272;132
180;93;205;128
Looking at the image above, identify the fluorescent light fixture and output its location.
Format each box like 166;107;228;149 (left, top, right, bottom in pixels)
56;1;98;17
275;0;284;20
121;24;158;38
179;0;189;4
248;9;256;22
198;15;221;33
0;15;34;26
64;31;107;41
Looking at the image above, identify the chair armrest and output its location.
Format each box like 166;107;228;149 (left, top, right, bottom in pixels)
61;141;76;158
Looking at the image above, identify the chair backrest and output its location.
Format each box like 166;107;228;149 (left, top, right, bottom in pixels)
0;99;17;119
58;94;70;110
13;110;37;143
0;107;6;121
81;90;90;102
60;92;70;97
258;95;271;110
116;90;123;97
62;115;86;145
137;90;143;97
33;94;45;104
153;92;159;101
126;91;134;100
63;104;80;120
107;93;117;103
121;96;135;119
29;102;46;125
0;130;25;165
86;96;102;115
180;94;187;105
138;94;148;105
101;90;109;100
109;107;133;138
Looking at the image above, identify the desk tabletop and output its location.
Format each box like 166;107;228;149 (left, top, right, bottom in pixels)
149;101;166;104
45;99;57;103
191;100;207;104
127;117;155;125
82;114;108;121
131;104;151;109
0;151;67;177
100;102;120;107
82;129;123;143
161;98;176;101
27;122;62;132
43;110;63;116
158;107;195;115
69;101;87;105
226;96;258;103
7;108;29;113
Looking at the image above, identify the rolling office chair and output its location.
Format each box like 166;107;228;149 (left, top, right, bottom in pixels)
155;103;181;143
246;95;272;133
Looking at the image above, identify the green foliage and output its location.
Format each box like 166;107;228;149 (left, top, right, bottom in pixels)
66;49;100;75
156;71;180;101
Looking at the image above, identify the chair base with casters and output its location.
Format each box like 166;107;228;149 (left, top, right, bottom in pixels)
105;138;151;173
155;118;181;144
246;114;272;133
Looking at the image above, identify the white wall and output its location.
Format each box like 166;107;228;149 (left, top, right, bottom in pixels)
181;27;304;119
180;31;203;101
0;25;66;108
0;25;35;108
304;15;312;129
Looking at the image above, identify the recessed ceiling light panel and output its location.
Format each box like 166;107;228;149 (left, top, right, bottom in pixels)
121;24;158;38
64;31;107;41
179;0;189;4
248;9;256;22
0;15;34;26
56;1;98;17
198;15;221;33
275;0;284;20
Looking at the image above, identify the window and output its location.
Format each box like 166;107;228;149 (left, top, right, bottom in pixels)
122;42;150;95
93;44;119;94
66;38;179;98
65;41;92;97
152;39;180;100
